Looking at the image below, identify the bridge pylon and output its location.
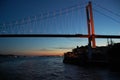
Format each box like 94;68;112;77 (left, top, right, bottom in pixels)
86;1;96;48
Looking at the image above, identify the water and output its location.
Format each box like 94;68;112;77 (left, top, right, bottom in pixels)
0;56;120;80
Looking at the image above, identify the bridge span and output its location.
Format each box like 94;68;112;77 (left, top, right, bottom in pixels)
0;34;120;39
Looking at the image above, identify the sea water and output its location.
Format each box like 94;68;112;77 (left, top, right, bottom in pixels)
0;56;120;80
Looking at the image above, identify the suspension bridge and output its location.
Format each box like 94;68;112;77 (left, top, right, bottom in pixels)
0;1;120;48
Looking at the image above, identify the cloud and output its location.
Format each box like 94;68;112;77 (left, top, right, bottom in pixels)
30;48;54;51
54;47;74;50
39;48;54;51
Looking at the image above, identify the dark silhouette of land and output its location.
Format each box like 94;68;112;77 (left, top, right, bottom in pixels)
63;43;120;71
0;54;27;63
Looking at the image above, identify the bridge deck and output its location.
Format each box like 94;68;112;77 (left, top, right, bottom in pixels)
0;34;120;38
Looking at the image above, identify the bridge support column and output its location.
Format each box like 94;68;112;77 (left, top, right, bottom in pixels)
86;1;96;61
86;1;96;48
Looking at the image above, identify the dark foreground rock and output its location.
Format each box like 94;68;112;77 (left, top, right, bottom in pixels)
63;43;120;70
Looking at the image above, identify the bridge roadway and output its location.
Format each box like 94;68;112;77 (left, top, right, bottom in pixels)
0;34;120;38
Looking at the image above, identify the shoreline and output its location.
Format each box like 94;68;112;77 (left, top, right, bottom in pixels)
63;43;120;70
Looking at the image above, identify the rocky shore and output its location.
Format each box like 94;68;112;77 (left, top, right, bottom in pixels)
63;43;120;70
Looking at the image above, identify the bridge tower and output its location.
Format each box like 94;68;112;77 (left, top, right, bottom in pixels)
86;1;96;48
86;1;96;60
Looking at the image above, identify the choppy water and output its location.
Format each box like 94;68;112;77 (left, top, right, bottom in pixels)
0;56;120;80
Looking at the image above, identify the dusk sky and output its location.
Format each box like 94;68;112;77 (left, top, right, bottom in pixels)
0;0;120;56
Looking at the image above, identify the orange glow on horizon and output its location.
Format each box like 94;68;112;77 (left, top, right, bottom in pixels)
19;49;71;56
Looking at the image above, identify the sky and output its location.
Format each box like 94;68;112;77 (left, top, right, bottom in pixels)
0;0;120;56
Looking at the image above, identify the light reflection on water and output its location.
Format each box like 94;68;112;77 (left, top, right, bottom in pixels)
0;57;120;80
